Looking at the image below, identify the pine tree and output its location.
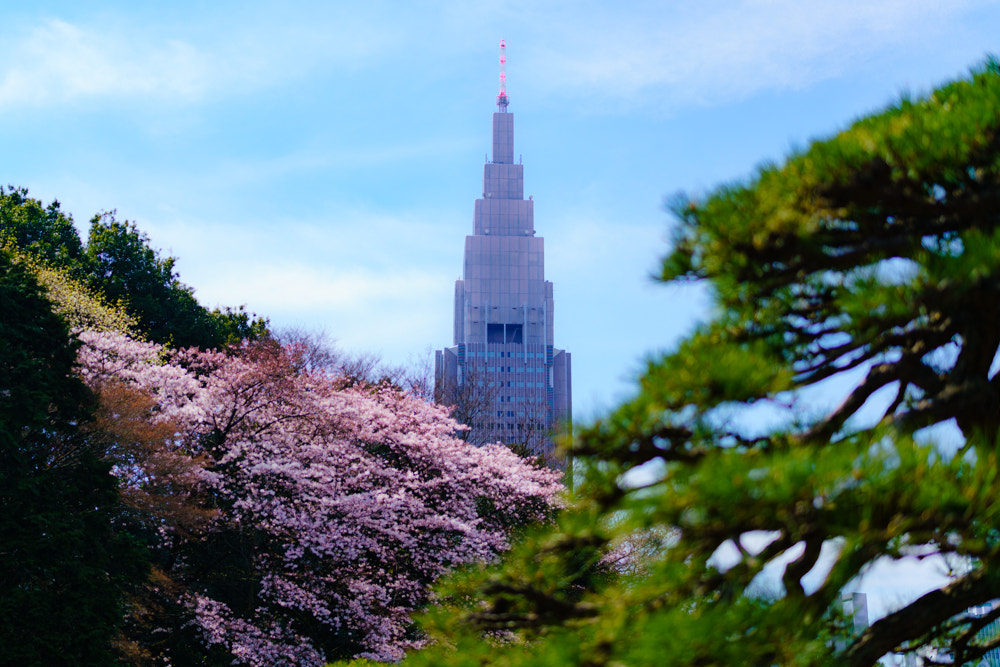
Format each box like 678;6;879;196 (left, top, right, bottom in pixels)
410;59;1000;667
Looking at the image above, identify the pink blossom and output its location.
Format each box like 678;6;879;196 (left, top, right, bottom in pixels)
77;332;562;664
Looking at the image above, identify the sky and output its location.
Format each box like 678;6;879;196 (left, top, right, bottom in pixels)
3;1;1000;420
3;0;1000;629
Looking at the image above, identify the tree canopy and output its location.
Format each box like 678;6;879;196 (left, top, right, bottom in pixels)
0;187;83;270
410;59;1000;667
76;330;562;665
0;187;269;349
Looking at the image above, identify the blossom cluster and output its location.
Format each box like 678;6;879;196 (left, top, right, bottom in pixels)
77;331;563;664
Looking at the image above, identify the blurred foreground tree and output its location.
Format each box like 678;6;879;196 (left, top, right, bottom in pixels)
410;60;1000;666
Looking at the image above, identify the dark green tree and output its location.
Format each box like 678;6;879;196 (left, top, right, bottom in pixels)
0;248;147;666
1;189;269;349
410;60;1000;666
84;211;220;348
0;185;84;271
84;212;269;349
211;304;272;349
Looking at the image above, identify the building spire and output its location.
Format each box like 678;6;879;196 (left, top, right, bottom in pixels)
497;39;509;112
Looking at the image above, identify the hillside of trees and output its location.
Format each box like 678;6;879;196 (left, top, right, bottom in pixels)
9;59;1000;667
0;190;562;665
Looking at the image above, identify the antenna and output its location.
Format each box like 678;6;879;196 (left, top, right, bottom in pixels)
497;39;509;111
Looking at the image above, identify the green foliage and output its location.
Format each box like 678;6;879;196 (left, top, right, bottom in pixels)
0;248;147;666
0;185;84;271
411;60;1000;666
211;304;272;349
0;187;269;348
0;249;89;453
9;249;139;335
84;211;222;348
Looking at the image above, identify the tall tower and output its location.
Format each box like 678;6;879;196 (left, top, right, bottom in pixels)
435;40;572;459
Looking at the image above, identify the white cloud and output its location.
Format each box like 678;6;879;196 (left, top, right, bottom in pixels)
123;202;460;361
1;1;991;114
547;212;661;279
0;19;212;107
517;0;991;109
220;262;451;360
198;263;444;313
0;6;401;110
193;138;476;191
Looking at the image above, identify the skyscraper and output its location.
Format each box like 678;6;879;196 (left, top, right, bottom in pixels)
435;41;571;459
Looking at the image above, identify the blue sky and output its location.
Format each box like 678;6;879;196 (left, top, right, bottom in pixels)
3;0;1000;627
2;0;999;425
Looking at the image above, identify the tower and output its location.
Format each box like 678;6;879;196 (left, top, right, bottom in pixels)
435;40;572;460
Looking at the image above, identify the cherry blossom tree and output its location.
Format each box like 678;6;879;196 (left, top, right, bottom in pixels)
76;331;562;665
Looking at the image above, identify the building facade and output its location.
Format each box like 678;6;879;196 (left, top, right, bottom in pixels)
435;46;571;459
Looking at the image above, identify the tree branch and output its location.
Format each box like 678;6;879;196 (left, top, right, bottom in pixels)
845;566;1000;666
